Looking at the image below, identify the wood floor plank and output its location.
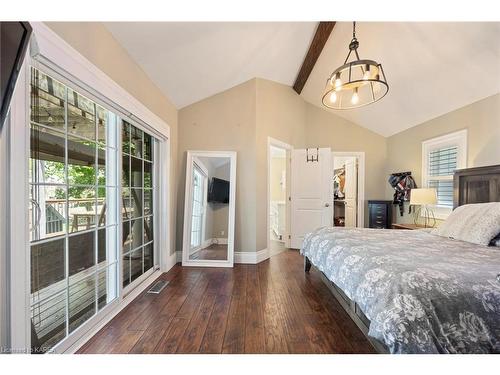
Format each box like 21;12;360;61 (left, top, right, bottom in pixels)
129;290;192;353
221;294;246;353
258;262;288;353
176;293;217;353
244;266;265;353
199;294;232;353
154;317;190;354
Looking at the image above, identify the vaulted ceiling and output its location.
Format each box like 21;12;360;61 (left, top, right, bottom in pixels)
104;22;317;109
105;22;500;137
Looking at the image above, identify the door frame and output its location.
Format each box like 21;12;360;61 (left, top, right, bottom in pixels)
332;151;366;228
267;137;293;253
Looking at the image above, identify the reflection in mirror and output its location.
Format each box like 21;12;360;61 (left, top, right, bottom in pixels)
188;156;231;261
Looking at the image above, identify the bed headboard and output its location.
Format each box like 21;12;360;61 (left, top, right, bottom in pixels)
453;164;500;208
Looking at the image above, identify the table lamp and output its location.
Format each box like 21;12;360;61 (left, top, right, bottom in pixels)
410;188;437;228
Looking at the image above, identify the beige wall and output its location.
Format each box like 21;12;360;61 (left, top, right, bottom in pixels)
255;79;308;250
178;79;257;253
385;93;500;223
44;22;179;255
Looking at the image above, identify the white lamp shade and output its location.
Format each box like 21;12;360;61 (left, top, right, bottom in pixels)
410;188;437;205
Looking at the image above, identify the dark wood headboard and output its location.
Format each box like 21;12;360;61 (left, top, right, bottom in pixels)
453;164;500;208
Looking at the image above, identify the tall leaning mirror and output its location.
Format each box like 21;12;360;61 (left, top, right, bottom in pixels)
182;151;236;267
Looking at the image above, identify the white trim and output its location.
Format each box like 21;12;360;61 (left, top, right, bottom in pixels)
331;151;366;228
267;137;293;255
234;248;269;264
182;151;236;268
421;129;468;219
6;55;31;352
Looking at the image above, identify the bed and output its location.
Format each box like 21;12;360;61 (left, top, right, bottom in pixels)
301;164;500;354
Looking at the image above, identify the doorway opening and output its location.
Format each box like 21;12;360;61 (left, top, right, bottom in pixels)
332;152;365;228
267;138;292;256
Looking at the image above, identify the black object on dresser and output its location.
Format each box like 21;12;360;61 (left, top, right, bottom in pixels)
368;200;393;229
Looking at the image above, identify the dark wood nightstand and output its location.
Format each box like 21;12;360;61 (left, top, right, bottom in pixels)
391;223;429;230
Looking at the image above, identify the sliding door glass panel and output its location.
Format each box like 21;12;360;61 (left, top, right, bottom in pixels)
68;231;96;276
31;239;65;301
30;69;65;131
121;121;156;289
29;184;67;242
67;88;95;140
29;67;119;353
144;243;153;272
30;292;67;353
68;275;96;333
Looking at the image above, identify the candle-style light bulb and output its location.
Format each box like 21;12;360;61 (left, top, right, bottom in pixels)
351;88;359;105
329;91;337;104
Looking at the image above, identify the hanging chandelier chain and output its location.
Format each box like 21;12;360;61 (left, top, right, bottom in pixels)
353;21;356;40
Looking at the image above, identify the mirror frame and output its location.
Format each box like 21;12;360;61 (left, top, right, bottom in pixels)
182;150;237;267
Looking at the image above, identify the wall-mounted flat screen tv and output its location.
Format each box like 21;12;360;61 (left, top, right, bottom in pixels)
1;22;32;127
208;177;230;204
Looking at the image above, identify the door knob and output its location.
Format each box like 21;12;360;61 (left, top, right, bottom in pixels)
325;203;330;207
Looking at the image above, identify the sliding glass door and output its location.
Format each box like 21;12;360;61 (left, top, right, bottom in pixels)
28;66;160;352
29;67;119;352
121;121;157;289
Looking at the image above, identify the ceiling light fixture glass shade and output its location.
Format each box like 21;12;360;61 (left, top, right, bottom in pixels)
322;22;389;110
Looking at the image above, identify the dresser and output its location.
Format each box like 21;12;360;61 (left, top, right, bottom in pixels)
368;200;392;229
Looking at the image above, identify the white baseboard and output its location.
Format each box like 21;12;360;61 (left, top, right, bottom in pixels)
234;248;270;264
176;248;274;265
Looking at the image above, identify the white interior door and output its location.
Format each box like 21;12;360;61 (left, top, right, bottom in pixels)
344;158;358;227
290;148;332;249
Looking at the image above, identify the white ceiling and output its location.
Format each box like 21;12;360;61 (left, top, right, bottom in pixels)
104;22;317;108
301;22;500;136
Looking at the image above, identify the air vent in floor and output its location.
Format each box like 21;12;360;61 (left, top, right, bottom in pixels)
147;280;169;294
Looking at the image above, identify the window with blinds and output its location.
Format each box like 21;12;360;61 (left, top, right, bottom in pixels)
422;130;467;217
427;146;457;207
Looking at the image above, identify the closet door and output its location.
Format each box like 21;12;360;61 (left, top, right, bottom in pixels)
290;148;332;249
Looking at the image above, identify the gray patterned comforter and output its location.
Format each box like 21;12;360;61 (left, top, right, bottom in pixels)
300;227;500;354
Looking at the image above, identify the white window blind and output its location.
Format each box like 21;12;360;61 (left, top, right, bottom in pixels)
428;146;457;207
422;130;467;218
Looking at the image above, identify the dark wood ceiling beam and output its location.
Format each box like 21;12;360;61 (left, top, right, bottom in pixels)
293;21;336;95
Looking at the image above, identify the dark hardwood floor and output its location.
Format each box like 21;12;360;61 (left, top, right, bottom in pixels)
77;250;375;354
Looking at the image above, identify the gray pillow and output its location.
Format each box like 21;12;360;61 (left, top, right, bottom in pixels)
432;202;500;246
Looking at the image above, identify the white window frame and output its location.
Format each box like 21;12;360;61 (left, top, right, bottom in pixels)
4;22;173;354
422;129;467;219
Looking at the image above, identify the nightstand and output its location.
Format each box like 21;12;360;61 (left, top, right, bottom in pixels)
368;200;392;229
391;223;429;230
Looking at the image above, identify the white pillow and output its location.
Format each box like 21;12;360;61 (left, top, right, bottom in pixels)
432;202;500;245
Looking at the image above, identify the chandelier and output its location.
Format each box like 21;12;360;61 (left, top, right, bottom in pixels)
322;22;388;110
